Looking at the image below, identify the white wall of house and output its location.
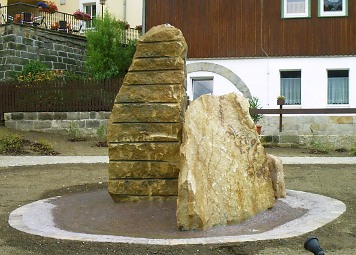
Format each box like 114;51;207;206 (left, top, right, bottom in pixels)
0;0;142;27
0;0;7;7
54;0;79;14
77;0;142;27
187;56;356;109
125;0;142;27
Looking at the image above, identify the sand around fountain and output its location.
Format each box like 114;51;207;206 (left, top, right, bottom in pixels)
9;189;345;245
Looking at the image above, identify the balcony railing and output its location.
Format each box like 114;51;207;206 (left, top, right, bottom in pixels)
0;2;140;40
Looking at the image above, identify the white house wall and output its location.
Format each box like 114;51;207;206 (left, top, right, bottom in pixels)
126;0;143;27
79;0;142;27
187;56;356;109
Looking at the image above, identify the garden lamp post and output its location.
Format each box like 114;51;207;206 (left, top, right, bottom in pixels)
100;0;106;19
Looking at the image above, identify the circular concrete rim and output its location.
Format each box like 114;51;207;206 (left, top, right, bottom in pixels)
8;189;345;245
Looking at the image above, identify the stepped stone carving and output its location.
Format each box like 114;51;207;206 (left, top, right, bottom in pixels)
177;93;277;231
108;24;187;202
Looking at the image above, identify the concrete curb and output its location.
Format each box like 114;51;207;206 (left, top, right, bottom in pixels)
1;156;356;168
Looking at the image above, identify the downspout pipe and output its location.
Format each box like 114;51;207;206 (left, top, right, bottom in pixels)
142;0;146;33
123;0;126;21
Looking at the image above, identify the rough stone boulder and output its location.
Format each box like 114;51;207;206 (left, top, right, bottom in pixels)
107;24;187;202
267;154;287;199
177;93;276;231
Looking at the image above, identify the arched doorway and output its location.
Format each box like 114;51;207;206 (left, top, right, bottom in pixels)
187;62;252;99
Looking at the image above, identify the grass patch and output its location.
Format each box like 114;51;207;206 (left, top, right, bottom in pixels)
350;145;356;156
0;129;59;155
0;130;25;154
67;122;87;142
96;124;107;147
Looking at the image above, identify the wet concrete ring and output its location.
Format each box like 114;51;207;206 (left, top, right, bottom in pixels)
8;189;346;245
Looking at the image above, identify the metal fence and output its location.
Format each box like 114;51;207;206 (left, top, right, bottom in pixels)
0;78;123;122
0;2;141;39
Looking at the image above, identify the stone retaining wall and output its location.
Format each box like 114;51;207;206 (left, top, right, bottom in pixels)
0;24;86;80
259;115;356;149
3;112;356;148
5;112;356;148
4;111;110;136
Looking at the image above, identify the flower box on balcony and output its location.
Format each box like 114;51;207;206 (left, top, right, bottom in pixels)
73;10;91;21
38;1;58;14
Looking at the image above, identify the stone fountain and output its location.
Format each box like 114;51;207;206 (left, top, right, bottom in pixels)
107;24;286;231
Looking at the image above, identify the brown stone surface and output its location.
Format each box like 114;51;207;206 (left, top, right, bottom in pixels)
108;142;180;162
110;103;183;123
267;154;287;199
109;194;177;203
129;57;185;71
107;123;182;143
108;179;178;196
329;116;353;124
115;85;185;103
122;70;185;85
177;93;276;231
134;41;187;58
108;24;187;202
137;24;185;42
109;161;180;179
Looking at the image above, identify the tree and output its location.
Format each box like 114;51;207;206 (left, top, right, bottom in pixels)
85;11;136;79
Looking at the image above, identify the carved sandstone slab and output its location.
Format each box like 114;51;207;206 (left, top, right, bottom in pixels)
117;85;185;103
109;161;180;179
107;123;182;142
177;93;275;231
108;24;187;202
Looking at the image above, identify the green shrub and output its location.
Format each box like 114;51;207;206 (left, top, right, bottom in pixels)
13;60;86;82
249;96;263;124
97;124;107;142
85;11;136;79
307;128;332;154
350;145;356;156
0;132;24;154
96;124;108;147
67;122;86;142
23;60;48;76
31;140;59;155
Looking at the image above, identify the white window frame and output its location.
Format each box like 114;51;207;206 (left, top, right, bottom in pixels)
327;69;349;105
282;0;311;19
280;70;302;105
82;2;96;29
191;77;214;100
319;0;348;17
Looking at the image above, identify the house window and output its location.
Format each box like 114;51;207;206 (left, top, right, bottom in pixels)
84;3;96;28
327;70;349;104
282;0;311;18
280;71;301;105
192;78;213;100
319;0;348;17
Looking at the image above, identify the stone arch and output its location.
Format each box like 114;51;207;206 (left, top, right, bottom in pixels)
186;62;252;99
